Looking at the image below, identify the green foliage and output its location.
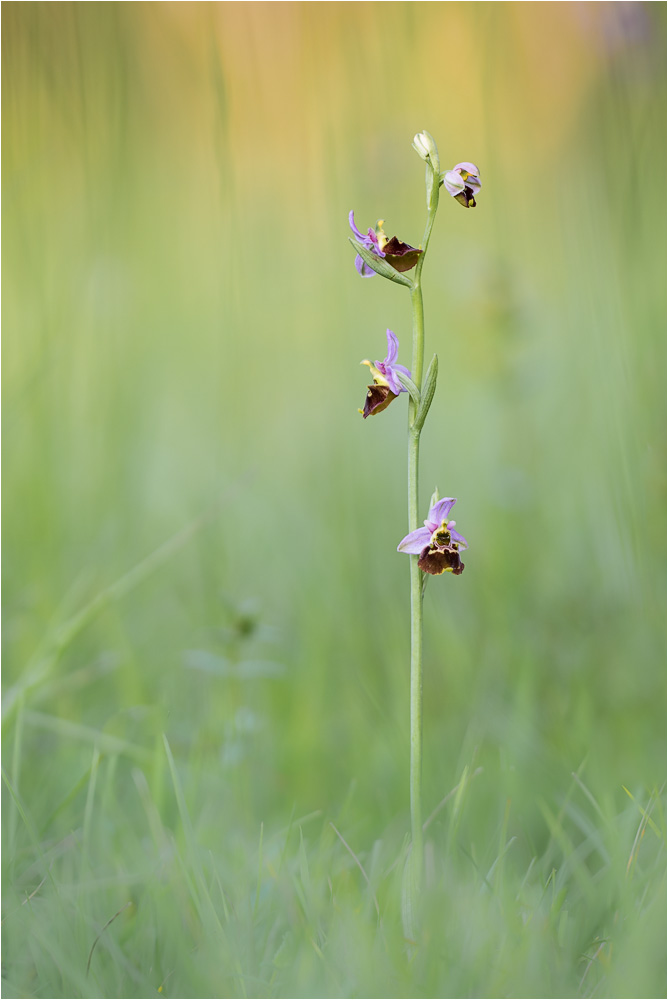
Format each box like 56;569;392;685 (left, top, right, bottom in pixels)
413;354;438;432
2;3;665;997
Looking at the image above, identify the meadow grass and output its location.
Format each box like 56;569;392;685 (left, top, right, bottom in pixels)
3;4;666;997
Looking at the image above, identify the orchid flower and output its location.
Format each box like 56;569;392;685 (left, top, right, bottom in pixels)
442;162;482;208
359;328;411;418
397;496;467;575
349;211;423;276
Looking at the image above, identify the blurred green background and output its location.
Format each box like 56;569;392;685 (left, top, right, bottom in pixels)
3;3;666;997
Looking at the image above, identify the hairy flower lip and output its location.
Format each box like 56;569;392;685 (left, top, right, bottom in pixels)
359;383;398;419
381;237;423;273
418;545;465;576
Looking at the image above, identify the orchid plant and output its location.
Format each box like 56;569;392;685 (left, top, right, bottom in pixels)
349;131;481;933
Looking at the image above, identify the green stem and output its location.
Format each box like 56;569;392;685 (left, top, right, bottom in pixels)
406;173;440;889
407;291;424;888
408;428;423;878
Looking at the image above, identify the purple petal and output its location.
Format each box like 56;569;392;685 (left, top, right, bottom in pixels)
384;329;399;365
428;497;457;526
443;170;465;198
397;527;432;554
450;528;468;551
349;210;366;241
355;254;376;278
453;162;480;176
383;365;411;395
383;371;403;395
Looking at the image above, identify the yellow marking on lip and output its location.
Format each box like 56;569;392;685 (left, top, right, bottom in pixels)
376;220;388;251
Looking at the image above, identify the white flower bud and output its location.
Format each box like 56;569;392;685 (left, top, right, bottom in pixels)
412;130;440;172
412;132;431;161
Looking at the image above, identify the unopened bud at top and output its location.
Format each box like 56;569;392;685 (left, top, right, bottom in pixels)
412;131;440;172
